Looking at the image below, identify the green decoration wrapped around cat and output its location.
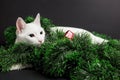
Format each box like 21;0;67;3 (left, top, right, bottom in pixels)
0;13;120;80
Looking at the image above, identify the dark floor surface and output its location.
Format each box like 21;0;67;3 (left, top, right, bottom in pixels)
0;69;66;80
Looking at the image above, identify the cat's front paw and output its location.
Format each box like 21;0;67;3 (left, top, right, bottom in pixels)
10;63;32;71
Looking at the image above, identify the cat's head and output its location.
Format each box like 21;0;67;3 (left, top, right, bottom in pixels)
15;13;45;46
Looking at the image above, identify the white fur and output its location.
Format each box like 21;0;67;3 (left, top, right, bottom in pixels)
15;13;45;46
10;64;32;71
15;23;45;46
10;13;108;71
51;26;108;44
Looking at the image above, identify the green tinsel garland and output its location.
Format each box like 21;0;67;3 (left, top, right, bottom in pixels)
0;16;120;80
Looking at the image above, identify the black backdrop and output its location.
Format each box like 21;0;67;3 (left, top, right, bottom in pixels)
0;0;120;80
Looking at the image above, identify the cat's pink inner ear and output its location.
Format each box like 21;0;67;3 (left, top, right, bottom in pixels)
16;17;26;33
34;13;41;25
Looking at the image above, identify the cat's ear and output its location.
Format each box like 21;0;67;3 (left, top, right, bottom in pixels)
34;13;41;25
16;17;26;33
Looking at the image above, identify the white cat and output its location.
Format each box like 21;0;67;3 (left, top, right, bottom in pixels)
15;14;45;46
10;13;108;70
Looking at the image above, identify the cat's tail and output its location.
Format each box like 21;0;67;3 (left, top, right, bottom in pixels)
91;34;108;44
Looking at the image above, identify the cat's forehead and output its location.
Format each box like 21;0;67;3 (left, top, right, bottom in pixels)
23;23;43;32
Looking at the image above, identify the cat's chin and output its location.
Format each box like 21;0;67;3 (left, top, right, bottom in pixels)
31;43;42;47
33;41;45;47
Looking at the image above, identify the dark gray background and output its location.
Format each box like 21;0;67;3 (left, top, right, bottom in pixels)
0;0;120;80
0;0;120;45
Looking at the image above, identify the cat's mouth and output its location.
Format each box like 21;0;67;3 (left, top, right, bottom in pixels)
32;42;43;47
38;40;42;43
27;40;44;47
37;40;44;45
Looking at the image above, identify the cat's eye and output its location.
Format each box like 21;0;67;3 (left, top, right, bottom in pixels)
40;31;43;35
29;34;35;37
